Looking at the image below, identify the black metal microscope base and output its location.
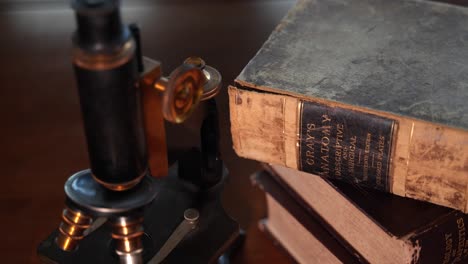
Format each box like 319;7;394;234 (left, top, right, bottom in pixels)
37;163;240;263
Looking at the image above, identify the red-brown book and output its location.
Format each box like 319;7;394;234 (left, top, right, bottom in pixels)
253;164;468;263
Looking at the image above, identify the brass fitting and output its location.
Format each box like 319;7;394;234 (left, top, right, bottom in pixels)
111;216;145;263
140;56;221;124
184;56;206;69
184;56;222;101
140;57;204;124
159;64;204;123
56;207;93;251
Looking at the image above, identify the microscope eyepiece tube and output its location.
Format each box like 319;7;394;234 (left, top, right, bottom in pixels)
72;0;148;191
72;0;127;54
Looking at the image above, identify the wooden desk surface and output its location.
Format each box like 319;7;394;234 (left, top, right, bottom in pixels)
0;0;295;263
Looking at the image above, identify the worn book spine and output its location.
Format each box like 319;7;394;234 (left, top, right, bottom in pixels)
255;168;468;263
410;211;468;264
230;85;468;212
258;219;301;264
260;197;356;264
253;170;365;263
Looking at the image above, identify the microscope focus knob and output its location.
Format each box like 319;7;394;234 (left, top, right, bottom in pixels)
155;64;204;123
184;56;222;101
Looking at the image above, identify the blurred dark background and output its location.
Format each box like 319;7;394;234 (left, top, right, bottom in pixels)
0;0;466;263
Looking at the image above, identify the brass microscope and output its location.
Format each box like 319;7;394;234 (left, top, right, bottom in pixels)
37;0;241;263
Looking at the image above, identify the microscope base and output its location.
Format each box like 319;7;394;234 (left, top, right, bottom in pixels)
37;163;241;264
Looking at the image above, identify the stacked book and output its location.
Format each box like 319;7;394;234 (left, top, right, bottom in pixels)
228;0;468;263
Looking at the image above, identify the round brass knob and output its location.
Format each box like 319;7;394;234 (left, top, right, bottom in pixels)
161;64;204;123
184;57;222;101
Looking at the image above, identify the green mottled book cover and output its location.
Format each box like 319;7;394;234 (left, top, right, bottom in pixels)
230;0;468;211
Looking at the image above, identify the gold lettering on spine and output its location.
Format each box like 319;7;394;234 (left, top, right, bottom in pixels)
334;124;344;178
305;123;316;166
455;218;466;262
443;233;453;264
363;133;372;181
319;115;331;177
348;136;357;177
376;135;385;186
298;100;395;190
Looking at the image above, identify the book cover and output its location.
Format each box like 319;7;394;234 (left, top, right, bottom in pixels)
229;0;468;211
253;164;468;263
254;170;363;263
260;195;361;264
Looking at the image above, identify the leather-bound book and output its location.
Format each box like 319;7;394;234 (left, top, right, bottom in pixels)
253;164;468;263
229;0;468;211
259;197;359;264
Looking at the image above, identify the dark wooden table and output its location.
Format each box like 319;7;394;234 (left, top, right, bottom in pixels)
0;0;295;263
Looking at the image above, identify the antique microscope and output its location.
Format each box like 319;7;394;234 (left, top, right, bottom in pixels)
37;0;241;263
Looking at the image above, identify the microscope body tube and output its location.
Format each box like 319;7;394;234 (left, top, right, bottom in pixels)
72;0;148;191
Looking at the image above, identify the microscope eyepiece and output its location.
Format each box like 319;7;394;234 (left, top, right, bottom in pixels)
72;0;129;54
72;0;119;10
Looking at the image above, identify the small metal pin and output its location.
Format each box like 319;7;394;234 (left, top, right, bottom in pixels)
183;208;200;224
148;209;200;264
